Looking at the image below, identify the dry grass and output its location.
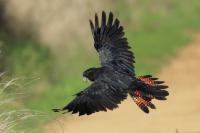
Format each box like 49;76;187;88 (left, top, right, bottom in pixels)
0;72;44;133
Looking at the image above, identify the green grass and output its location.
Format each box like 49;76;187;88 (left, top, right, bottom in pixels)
1;0;200;132
4;40;53;77
128;30;190;75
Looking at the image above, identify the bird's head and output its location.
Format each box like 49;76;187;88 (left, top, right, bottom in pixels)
83;68;103;82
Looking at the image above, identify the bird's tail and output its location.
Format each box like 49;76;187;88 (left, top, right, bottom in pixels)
129;75;169;113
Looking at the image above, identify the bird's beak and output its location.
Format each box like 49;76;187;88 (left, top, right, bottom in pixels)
83;77;89;82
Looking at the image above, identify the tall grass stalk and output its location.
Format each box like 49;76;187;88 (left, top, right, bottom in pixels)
0;72;44;133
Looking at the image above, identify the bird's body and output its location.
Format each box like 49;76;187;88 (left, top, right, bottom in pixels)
97;68;134;91
53;11;169;116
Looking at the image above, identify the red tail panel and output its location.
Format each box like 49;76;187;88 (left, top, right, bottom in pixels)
131;75;167;113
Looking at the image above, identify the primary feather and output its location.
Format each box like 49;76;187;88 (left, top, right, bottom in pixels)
90;11;135;76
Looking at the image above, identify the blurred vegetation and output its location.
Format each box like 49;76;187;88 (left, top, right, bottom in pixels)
0;0;200;132
0;73;44;132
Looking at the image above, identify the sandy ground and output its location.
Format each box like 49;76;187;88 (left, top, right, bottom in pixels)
44;33;200;133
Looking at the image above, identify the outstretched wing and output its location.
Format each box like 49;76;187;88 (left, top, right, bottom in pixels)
61;79;128;116
89;11;135;76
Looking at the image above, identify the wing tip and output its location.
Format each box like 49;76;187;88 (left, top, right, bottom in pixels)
52;108;62;112
102;10;106;16
95;13;99;27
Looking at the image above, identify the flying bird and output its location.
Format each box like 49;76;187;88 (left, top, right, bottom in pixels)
53;11;169;115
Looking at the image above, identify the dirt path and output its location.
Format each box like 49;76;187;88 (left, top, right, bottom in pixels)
44;33;200;133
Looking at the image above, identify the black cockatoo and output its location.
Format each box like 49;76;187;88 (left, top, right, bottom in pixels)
53;11;169;116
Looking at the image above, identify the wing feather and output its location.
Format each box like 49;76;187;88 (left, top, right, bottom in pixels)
90;11;135;76
61;79;128;116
